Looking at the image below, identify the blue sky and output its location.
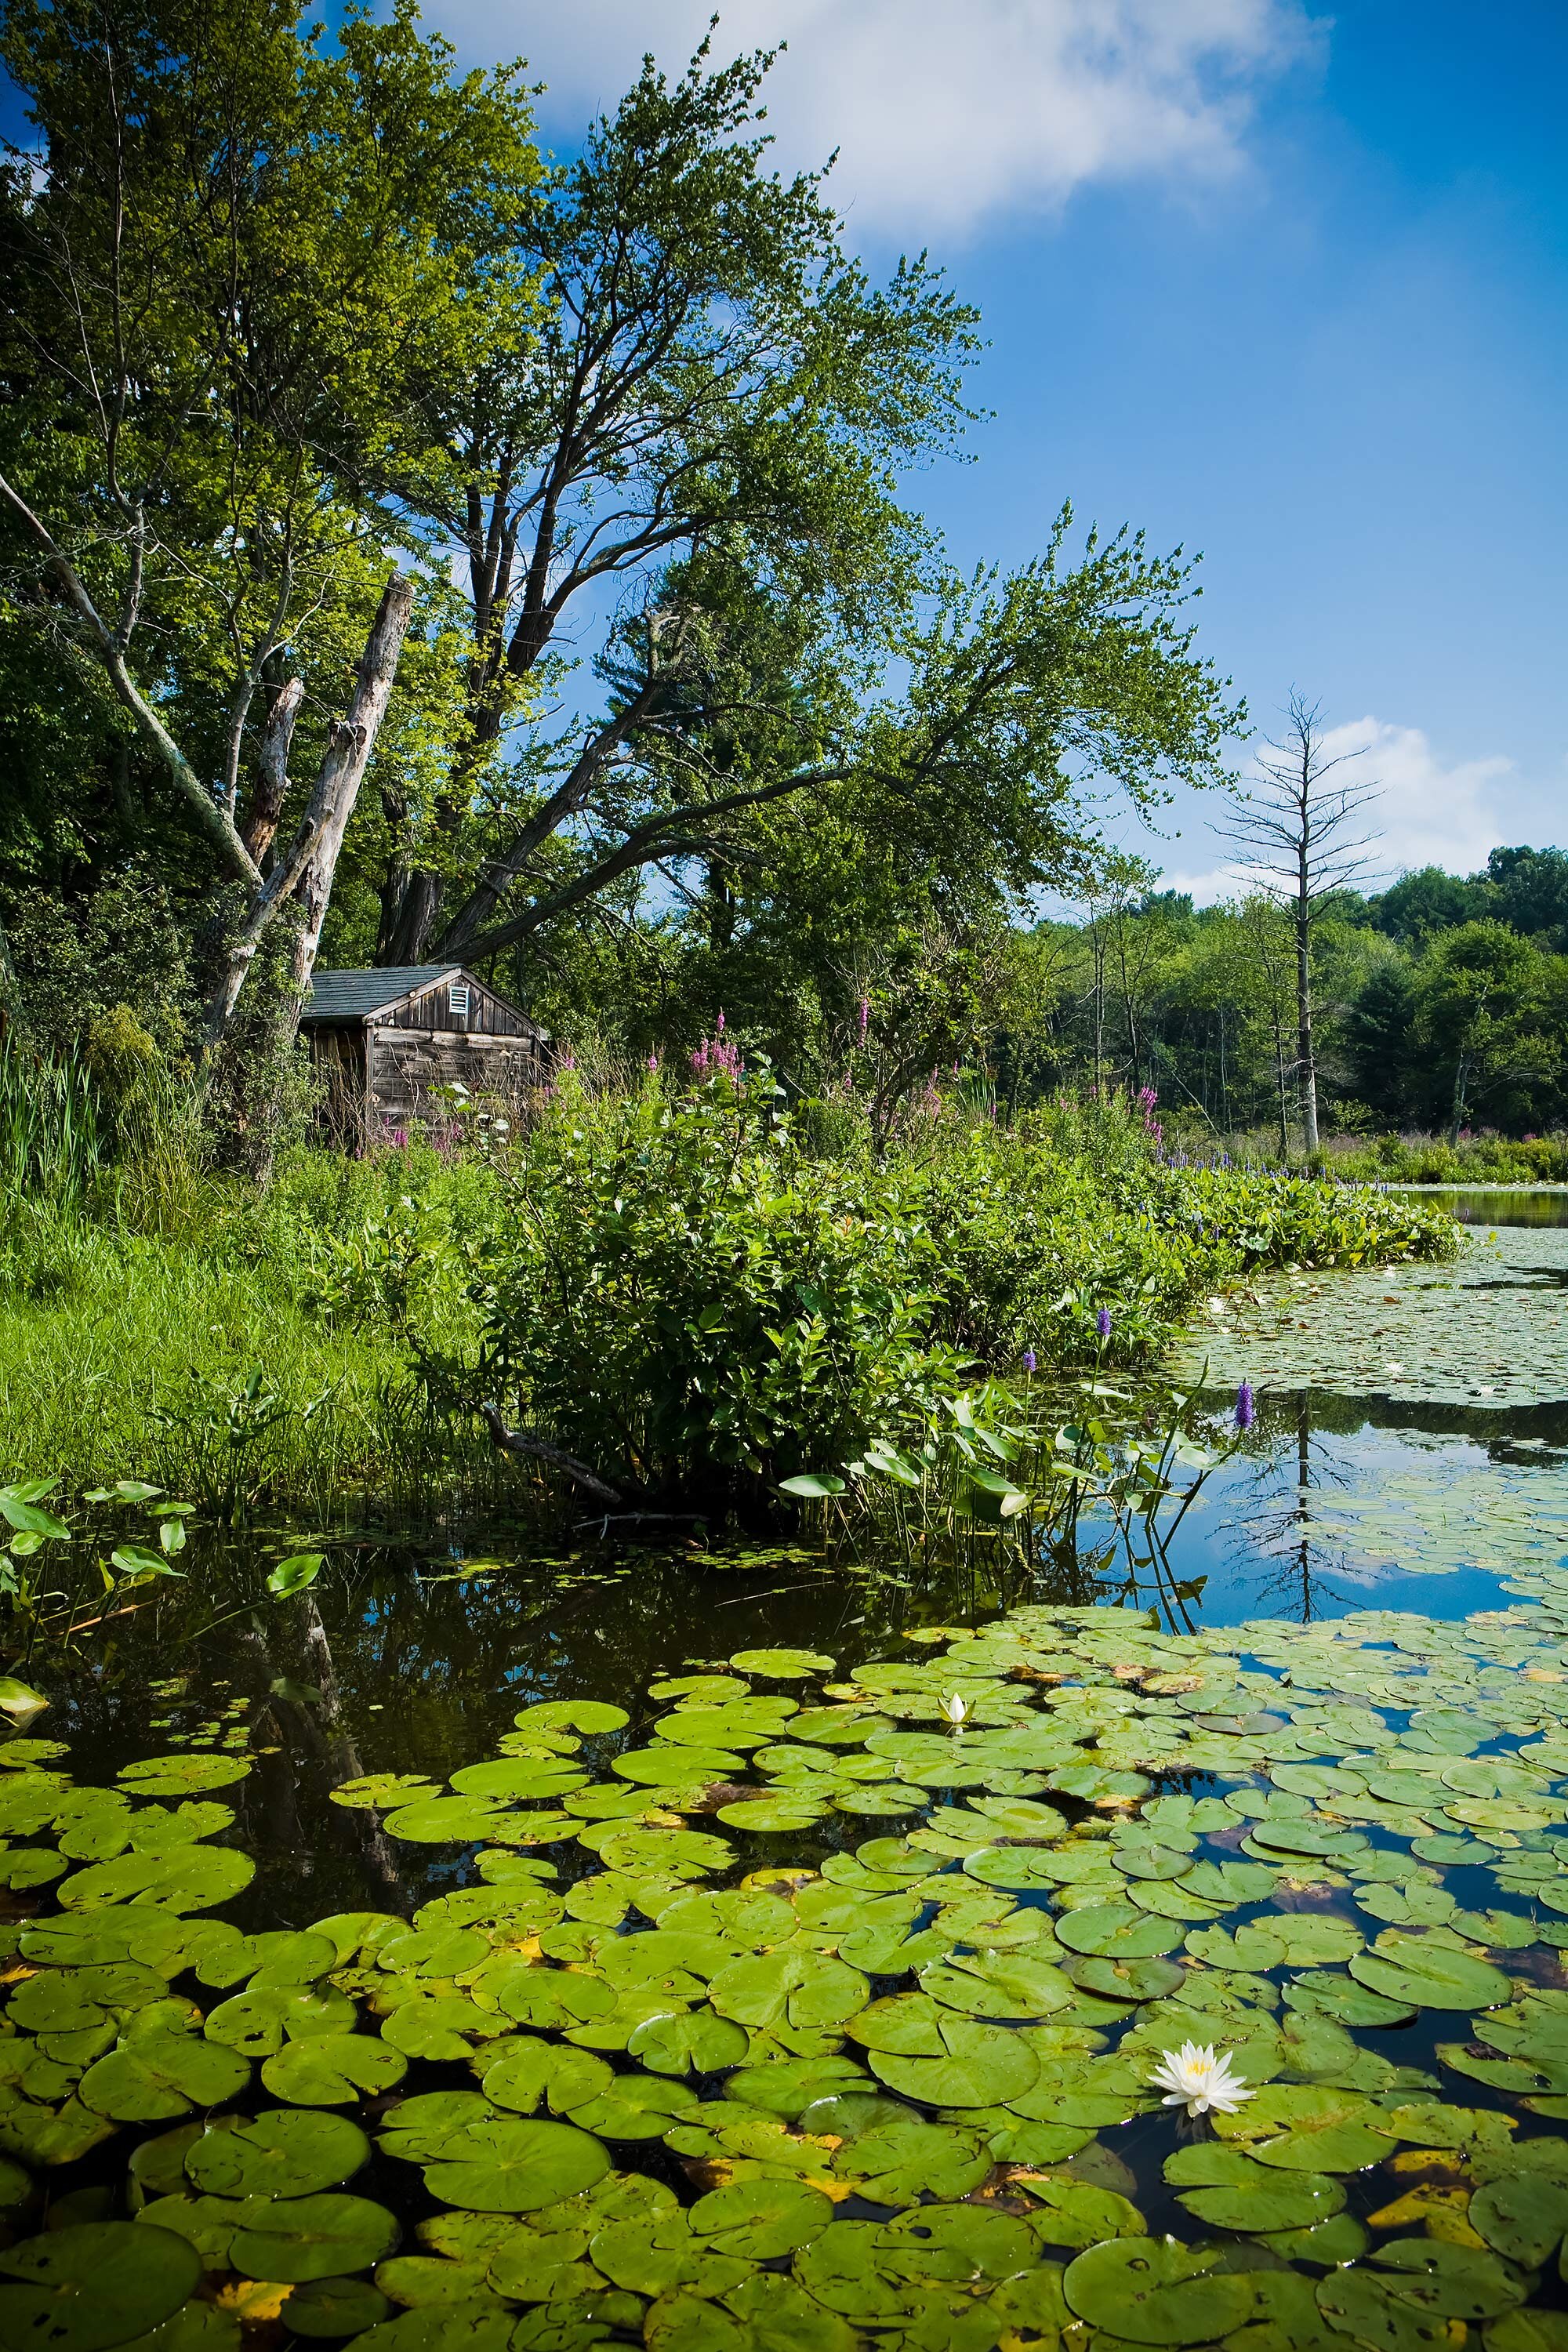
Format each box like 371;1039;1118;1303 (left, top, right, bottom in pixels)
428;0;1568;897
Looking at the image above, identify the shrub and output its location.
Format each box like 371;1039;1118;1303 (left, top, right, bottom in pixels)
461;1072;968;1508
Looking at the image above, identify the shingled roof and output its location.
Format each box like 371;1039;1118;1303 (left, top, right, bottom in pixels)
300;967;462;1022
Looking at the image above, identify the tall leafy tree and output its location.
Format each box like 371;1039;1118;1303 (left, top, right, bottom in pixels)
1410;920;1559;1142
372;36;983;966
0;0;542;1075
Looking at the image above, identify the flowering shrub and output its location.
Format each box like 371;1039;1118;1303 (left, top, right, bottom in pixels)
464;1071;967;1506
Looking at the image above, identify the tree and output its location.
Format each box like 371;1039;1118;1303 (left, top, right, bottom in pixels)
0;0;541;1094
369;37;979;967
1486;846;1568;949
1225;695;1381;1155
367;43;1242;985
1410;920;1556;1143
1368;864;1486;946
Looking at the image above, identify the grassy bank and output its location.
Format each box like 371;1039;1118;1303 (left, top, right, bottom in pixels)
0;1068;1457;1515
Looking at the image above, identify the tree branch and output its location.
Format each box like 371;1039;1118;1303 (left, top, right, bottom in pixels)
0;468;262;888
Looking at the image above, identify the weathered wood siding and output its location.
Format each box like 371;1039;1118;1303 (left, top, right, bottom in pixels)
384;975;532;1036
365;1025;545;1130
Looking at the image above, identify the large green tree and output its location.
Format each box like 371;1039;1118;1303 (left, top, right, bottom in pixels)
364;44;1241;989
0;0;540;1073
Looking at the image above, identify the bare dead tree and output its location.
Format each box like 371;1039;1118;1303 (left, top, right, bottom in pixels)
1225;695;1381;1155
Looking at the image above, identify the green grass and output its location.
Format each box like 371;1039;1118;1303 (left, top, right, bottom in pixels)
0;1197;496;1521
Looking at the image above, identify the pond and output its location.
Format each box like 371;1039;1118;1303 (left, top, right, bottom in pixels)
7;1190;1568;2350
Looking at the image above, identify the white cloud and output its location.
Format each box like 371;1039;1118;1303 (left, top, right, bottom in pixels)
433;0;1314;239
1160;717;1518;906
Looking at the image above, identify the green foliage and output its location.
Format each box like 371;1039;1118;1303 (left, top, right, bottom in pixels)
463;1072;965;1504
425;1069;1451;1508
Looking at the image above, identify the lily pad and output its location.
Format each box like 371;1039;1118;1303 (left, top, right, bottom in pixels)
422;2119;610;2212
285;2278;396;2339
1213;2082;1391;2172
58;1848;253;1914
260;2036;408;2107
1062;2237;1257;2346
228;2194;400;2284
0;2221;201;2352
1164;2143;1346;2231
116;1758;250;1795
1469;2176;1568;2269
183;2110;370;2198
729;1650;834;1679
1349;1931;1513;2010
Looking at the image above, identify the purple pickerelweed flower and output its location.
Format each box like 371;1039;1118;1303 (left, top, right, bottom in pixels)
1022;1348;1037;1374
1096;1308;1112;1340
1234;1381;1256;1432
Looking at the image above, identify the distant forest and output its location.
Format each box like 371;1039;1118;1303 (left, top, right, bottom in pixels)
1003;847;1568;1147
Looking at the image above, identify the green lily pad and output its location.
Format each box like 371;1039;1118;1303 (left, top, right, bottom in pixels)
228;2193;400;2284
867;2014;1039;2107
1349;1930;1513;2010
1064;1956;1186;2003
1213;2081;1392;2172
328;1775;440;1812
826;2114;990;2205
709;1948;867;2034
183;2110;370;2198
379;1798;519;1844
687;2180;833;2259
590;2207;749;2302
1370;2238;1528;2321
626;2011;750;2077
203;1983;357;2057
423;2118;609;2212
1164;2143;1345;2231
260;2036;408;2107
513;1701;629;1736
116;1758;250;1795
78;2031;250;2123
613;1748;745;1786
284;2278;396;2339
1317;2267;1478;2352
717;1798;829;1834
723;2058;870;2118
336;2300;516;2352
1054;1906;1181;1959
1469;2175;1568;2269
1062;2237;1257;2347
644;2275;856;2352
448;1762;588;1801
58;1848;253;1914
0;2220;201;2352
729;1650;834;1679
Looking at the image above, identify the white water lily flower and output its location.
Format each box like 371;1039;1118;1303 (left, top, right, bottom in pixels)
939;1691;968;1726
1150;2042;1253;2118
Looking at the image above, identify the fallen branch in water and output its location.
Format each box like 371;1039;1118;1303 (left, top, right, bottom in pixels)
479;1403;626;1507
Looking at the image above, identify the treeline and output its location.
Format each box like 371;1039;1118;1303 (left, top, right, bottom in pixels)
1004;845;1568;1148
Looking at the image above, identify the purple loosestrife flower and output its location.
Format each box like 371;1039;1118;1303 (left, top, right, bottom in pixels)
1096;1308;1112;1341
1234;1381;1256;1432
1022;1348;1037;1374
858;996;870;1044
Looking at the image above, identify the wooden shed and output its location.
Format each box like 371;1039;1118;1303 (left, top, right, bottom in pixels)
299;966;548;1145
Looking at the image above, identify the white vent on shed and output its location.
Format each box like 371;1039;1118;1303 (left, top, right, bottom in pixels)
448;984;470;1019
